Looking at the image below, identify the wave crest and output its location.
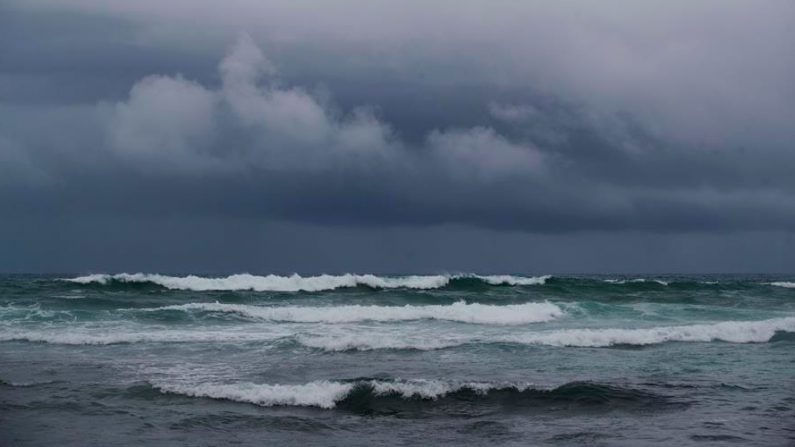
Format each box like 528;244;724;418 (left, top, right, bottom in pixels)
603;278;669;286
0;329;285;345
299;317;795;351
5;317;791;348
146;301;564;325
152;379;670;411
64;273;551;292
503;317;795;347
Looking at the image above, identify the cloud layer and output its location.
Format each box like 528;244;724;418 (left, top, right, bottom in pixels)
1;1;795;237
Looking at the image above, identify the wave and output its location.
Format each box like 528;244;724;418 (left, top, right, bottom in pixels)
0;379;61;388
297;334;467;351
144;301;564;325
502;317;795;347
63;273;552;292
770;281;795;289
0;329;286;345
298;317;795;351
155;380;353;409
151;379;667;411
5;316;792;347
62;273;784;293
65;273;444;291
603;278;669;286
477;274;551;286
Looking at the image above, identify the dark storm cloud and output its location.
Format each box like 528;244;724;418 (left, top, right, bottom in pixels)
2;0;795;238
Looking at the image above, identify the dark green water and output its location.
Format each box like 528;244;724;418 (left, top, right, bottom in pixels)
1;273;794;446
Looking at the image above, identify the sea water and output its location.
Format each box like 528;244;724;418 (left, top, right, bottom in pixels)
1;273;793;445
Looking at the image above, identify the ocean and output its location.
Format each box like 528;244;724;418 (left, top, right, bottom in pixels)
1;273;793;446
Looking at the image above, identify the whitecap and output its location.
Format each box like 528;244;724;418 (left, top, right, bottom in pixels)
0;329;286;345
63;272;551;292
147;301;564;325
603;278;669;286
153;379;536;409
297;317;795;351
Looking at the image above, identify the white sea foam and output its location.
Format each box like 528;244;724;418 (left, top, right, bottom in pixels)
604;278;669;286
770;281;795;289
0;379;60;387
64;273;551;291
297;333;467;352
475;274;551;285
153;379;535;408
65;273;449;291
8;316;790;348
0;329;286;345
297;317;795;351
148;301;564;325
155;380;354;409
503;317;795;347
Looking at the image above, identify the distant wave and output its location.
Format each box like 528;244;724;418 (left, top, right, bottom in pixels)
475;274;551;286
300;317;795;351
0;379;61;388
603;279;669;286
64;273;551;292
151;379;665;410
144;301;564;325
63;273;781;292
297;334;466;351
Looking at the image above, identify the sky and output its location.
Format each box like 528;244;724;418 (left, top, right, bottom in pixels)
1;0;794;274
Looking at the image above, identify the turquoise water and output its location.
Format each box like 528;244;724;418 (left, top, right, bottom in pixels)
1;273;794;445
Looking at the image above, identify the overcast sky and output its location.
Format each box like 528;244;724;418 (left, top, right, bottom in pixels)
1;0;794;273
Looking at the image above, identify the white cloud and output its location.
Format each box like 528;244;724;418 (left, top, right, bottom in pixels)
110;74;217;168
106;34;533;179
24;0;790;152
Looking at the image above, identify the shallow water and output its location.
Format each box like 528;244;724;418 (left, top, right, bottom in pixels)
1;273;794;446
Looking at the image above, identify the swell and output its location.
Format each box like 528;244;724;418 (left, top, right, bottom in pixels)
139;301;564;325
149;379;676;412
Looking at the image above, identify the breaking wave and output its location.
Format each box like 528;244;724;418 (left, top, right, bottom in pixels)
64;273;551;292
0;329;286;345
144;301;564;325
4;317;792;348
151;379;669;411
63;273;793;293
603;278;669;286
299;317;795;351
501;317;795;347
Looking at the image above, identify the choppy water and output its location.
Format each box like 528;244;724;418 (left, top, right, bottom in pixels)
1;273;794;446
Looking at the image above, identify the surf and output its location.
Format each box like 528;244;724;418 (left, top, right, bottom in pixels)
150;378;675;412
140;301;564;325
62;273;552;291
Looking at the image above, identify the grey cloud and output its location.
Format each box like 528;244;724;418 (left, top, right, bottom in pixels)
0;0;794;269
1;31;794;235
10;0;794;149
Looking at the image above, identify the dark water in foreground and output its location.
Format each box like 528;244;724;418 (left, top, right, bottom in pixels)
1;273;794;446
